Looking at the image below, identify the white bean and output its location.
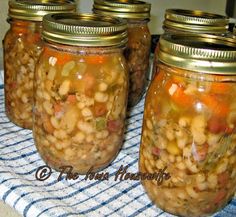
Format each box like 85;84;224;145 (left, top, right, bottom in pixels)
43;91;51;101
166;128;175;141
53;129;68;140
16;88;22;97
176;162;186;170
207;174;218;189
59;80;70;96
50;116;60;129
47;67;56;81
77;102;85;109
196;173;206;183
47;135;57;144
72;132;85;143
185;158;199;173
216;158;228;174
146;119;153;130
186;186;198;198
177;137;188;149
179;116;191;127
192;131;206;145
94;92;108;103
98;82;108;92
207;133;221;146
81;107;93;117
197;182;208;191
77;121;94;134
43;101;53;115
86;134;94;143
21;93;28;103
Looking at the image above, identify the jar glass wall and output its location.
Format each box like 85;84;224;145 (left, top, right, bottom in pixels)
3;0;76;129
33;13;128;173
93;0;151;106
4;19;42;129
152;9;230;80
140;34;236;217
125;19;151;106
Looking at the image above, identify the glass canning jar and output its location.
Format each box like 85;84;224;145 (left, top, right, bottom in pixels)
152;9;230;80
93;0;151;106
140;34;236;217
34;13;128;174
3;0;76;129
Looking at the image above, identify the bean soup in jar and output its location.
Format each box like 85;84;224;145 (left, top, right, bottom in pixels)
3;0;76;129
93;0;151;106
152;9;230;81
140;34;236;217
34;13;128;174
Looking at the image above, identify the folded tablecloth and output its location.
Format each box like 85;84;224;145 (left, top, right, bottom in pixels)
0;70;235;217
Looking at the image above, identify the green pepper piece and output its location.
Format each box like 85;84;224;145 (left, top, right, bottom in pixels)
96;117;107;131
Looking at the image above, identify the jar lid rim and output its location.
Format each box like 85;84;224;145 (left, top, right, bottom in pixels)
8;0;76;21
163;9;229;34
42;13;128;47
158;34;236;75
93;0;151;19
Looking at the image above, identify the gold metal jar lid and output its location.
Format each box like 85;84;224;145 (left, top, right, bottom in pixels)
8;0;76;22
163;9;229;34
42;13;128;47
158;34;236;75
93;0;151;20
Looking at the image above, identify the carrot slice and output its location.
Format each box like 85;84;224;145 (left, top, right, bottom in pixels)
210;82;230;94
54;103;63;113
165;80;195;107
84;55;107;64
213;190;227;205
66;95;77;104
218;172;229;188
94;103;107;117
12;26;28;35
201;94;229;118
44;47;74;65
27;32;41;43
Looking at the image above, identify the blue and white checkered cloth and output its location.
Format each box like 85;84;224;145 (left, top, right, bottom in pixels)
0;70;235;217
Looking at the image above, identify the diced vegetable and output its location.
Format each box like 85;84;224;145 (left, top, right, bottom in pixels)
84;55;107;64
27;32;41;43
44;47;74;65
96;117;107;131
213;190;227;205
66;95;77;104
217;172;229;188
152;147;161;156
165;80;195;107
207;117;227;134
107;120;121;132
201;94;229;118
94;103;107;117
210;82;229;95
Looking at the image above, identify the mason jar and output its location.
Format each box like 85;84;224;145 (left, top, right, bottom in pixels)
3;0;76;129
93;0;151;106
140;34;236;217
152;9;230;80
34;13;128;174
